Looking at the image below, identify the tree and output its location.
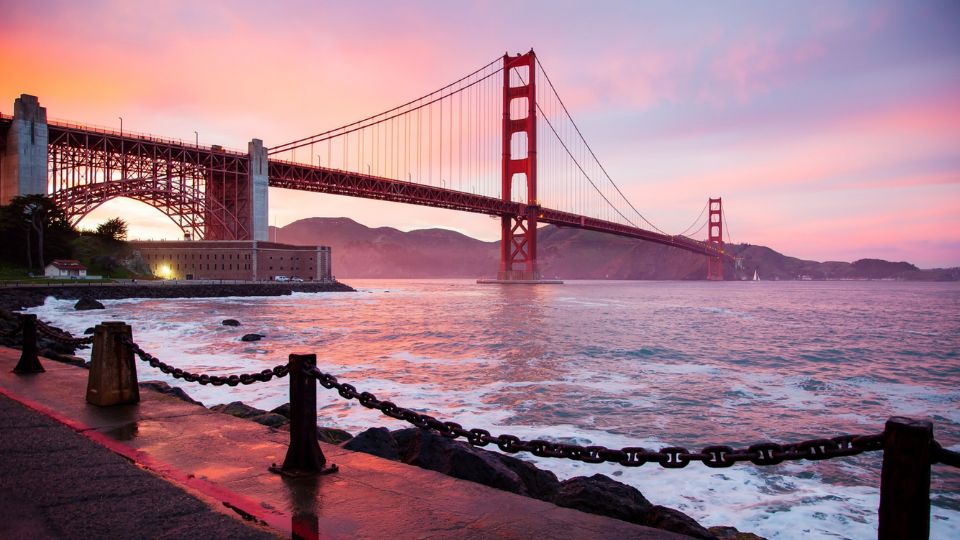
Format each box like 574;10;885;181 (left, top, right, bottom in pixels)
0;195;76;272
96;217;128;242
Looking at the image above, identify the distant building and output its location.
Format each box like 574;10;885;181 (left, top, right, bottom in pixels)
132;241;332;282
45;259;87;278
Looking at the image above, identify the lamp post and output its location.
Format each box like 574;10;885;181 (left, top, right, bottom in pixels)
118;116;123;136
194;131;199;146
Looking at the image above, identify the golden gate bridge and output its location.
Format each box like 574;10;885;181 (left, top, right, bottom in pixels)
0;50;734;281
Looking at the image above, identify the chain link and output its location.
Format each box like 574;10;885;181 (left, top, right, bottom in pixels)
301;364;886;468
933;442;960;469
121;336;289;386
35;319;95;345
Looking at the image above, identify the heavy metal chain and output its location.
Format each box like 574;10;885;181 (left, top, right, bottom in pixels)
121;337;289;386
302;364;885;468
35;319;95;346
933;442;960;469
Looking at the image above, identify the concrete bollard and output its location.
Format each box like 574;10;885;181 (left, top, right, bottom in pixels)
86;321;140;406
13;314;44;374
272;353;337;477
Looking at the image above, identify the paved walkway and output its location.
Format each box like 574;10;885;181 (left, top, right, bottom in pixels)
0;393;276;539
0;347;686;539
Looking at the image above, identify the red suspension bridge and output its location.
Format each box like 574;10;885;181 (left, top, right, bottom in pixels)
0;50;734;280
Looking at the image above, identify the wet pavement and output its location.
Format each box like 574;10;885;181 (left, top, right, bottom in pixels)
0;392;277;539
0;347;688;539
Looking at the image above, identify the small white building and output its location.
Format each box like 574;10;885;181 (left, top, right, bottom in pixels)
44;259;87;278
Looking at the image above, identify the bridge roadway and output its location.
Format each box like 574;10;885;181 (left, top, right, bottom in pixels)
0;348;688;539
1;115;728;260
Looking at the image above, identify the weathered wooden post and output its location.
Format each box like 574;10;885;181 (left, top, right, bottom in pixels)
13;314;44;373
878;416;933;539
86;321;139;406
272;353;337;476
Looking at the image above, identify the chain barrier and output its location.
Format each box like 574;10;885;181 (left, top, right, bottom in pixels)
933;442;960;469
120;336;289;387
35;319;95;346
302;364;885;468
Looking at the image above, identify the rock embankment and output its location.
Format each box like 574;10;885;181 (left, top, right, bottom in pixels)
0;281;355;312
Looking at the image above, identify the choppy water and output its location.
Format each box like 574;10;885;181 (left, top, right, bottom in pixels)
27;280;960;539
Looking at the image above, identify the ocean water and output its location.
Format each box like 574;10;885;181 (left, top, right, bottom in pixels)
27;280;960;539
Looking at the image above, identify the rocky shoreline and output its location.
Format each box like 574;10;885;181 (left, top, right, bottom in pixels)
0;281;355;312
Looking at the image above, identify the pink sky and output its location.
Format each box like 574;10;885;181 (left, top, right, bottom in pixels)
2;0;958;267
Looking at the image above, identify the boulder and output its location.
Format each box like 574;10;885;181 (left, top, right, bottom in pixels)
210;401;266;419
222;319;241;327
392;428;559;499
74;297;105;310
249;413;289;428
554;474;653;523
318;427;354;444
270;403;291;418
709;526;767;540
139;380;204;406
554;474;715;539
645;506;716;540
343;427;399;460
83;327;95;335
240;333;262;342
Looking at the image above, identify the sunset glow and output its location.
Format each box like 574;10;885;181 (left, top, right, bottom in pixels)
2;0;958;267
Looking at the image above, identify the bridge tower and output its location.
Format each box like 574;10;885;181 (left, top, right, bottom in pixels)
1;94;48;204
706;197;724;281
498;50;540;281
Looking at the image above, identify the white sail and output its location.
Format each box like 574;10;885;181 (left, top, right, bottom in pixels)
753;270;760;281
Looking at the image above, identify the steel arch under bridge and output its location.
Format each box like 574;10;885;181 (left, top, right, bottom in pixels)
46;122;256;241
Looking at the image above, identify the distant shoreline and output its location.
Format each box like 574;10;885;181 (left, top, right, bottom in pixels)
0;281;355;312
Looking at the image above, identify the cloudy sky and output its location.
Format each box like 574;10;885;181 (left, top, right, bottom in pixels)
2;0;958;267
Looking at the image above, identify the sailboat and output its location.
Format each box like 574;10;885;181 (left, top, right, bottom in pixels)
752;269;760;281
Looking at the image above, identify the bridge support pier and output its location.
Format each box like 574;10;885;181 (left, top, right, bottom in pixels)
250;139;269;241
706;198;724;281
1;94;48;205
480;51;559;285
203;138;269;240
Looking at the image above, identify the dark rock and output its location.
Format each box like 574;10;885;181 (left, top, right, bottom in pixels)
343;427;398;459
493;452;560;501
392;428;559;499
40;350;87;369
222;319;241;327
318;427;354;444
709;526;766;540
555;474;715;539
83;327;95;335
38;335;76;355
555;474;653;523
249;413;289;428
240;333;262;342
269;403;291;418
74;297;105;310
209;401;266;419
645;506;716;540
139;380;203;406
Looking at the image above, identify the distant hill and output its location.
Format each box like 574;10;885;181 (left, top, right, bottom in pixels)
271;218;959;281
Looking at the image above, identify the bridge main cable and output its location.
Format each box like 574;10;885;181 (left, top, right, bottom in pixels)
269;56;503;155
